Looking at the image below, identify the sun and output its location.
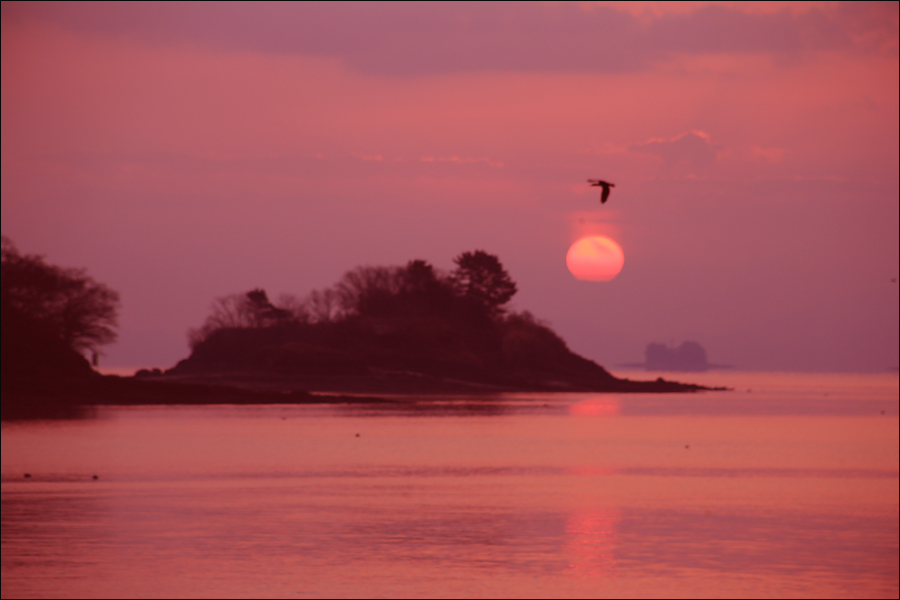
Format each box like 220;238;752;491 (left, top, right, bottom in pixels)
566;236;624;281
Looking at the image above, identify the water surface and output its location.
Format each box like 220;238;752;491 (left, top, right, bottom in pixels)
3;371;898;598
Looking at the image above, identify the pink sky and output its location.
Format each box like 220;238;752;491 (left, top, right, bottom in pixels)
2;1;898;372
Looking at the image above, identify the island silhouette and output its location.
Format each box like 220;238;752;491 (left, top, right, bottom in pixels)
619;341;733;372
2;241;720;419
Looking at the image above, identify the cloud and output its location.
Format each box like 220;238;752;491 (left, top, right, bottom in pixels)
3;2;895;76
628;131;721;167
751;146;786;162
419;156;504;168
597;2;837;19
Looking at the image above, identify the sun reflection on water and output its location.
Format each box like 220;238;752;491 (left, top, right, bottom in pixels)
565;508;620;577
568;397;620;417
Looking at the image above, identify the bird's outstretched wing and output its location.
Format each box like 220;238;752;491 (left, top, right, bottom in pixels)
587;179;614;203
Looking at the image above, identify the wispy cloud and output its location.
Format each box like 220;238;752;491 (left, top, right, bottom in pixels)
4;2;895;76
629;131;721;168
751;146;786;162
419;156;503;168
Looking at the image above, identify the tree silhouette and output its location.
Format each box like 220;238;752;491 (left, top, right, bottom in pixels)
245;289;292;327
305;288;342;323
450;250;517;317
403;260;438;294
1;237;119;357
336;266;403;317
188;288;294;347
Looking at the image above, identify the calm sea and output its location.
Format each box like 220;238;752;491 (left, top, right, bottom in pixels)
2;371;897;598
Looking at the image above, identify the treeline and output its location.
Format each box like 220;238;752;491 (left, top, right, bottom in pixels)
173;250;620;391
188;250;518;348
2;237;122;417
1;239;708;403
1;237;119;381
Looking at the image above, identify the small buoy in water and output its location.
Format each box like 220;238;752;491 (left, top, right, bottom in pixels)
92;475;99;480
24;473;31;479
355;433;360;437
685;445;690;449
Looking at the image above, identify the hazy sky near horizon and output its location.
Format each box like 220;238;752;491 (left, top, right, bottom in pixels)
2;1;898;372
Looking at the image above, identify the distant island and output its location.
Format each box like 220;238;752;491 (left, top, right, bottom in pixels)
2;241;720;419
620;341;733;372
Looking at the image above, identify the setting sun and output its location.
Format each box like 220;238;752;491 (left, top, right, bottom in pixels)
566;236;625;281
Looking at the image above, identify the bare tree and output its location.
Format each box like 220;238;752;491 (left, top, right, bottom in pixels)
277;293;310;323
335;266;403;316
187;288;294;348
304;288;343;323
1;237;120;356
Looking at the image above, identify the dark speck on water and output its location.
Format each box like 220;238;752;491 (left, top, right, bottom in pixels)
23;473;31;478
92;475;99;480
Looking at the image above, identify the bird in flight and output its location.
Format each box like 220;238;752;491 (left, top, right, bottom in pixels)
588;179;615;204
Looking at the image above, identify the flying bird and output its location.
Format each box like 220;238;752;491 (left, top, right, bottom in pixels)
588;179;615;203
